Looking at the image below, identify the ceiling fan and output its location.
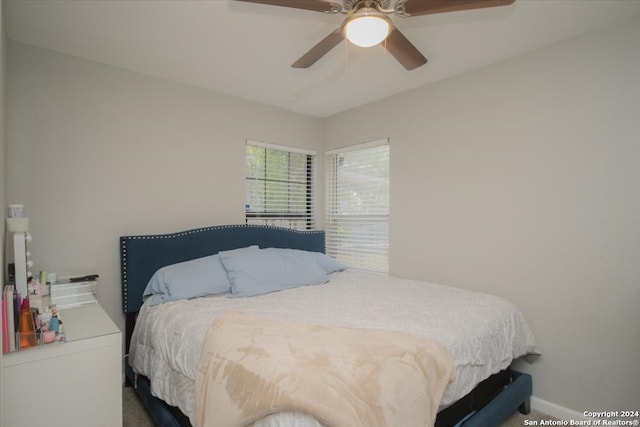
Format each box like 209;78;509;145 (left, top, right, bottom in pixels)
236;0;516;70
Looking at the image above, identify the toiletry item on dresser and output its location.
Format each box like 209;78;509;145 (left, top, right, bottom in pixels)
43;330;56;343
49;307;60;334
57;321;65;342
18;299;37;349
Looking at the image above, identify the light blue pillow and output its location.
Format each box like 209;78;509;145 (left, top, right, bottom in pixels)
219;247;329;297
310;251;347;273
265;248;347;273
142;254;232;305
217;245;259;258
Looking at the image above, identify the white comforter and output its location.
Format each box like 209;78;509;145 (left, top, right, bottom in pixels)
129;269;537;426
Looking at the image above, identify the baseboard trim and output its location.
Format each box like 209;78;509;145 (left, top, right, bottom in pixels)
531;396;590;422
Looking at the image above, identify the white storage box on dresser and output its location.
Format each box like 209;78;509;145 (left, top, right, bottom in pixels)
2;302;122;427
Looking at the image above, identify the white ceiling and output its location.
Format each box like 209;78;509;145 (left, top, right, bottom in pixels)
5;0;640;118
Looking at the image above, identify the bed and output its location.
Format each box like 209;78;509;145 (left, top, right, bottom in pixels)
121;224;537;427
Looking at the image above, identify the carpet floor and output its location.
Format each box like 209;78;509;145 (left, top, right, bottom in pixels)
122;386;559;427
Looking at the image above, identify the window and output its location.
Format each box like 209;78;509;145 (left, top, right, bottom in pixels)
325;139;389;272
245;141;315;230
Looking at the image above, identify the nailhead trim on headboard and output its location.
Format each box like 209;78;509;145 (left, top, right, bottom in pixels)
121;239;128;309
120;224;325;314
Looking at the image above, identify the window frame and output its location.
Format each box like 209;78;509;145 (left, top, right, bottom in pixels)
245;140;316;231
325;138;390;272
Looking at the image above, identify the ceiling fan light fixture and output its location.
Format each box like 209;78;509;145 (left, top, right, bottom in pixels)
344;7;391;48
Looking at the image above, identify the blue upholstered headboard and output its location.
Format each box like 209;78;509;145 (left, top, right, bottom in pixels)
119;224;325;315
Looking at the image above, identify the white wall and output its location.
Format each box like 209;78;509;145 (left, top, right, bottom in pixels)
324;19;640;413
0;0;6;416
6;42;323;333
0;1;6;283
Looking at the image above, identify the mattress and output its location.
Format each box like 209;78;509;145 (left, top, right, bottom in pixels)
129;268;537;426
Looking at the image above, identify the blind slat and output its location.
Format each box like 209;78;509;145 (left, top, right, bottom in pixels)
246;143;315;231
325;141;389;272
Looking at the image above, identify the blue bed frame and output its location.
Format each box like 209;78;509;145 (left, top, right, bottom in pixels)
120;224;531;427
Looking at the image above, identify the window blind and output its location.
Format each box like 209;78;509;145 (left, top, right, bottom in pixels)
326;140;389;272
246;141;315;231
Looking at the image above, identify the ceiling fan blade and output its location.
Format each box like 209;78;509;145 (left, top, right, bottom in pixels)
383;27;427;71
400;0;515;16
292;28;344;68
236;0;342;13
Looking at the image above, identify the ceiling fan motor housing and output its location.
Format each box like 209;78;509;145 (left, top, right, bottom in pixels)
343;6;393;47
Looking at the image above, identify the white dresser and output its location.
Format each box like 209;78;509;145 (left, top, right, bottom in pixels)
2;302;122;427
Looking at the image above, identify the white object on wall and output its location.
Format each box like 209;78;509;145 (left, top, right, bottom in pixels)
6;217;30;297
